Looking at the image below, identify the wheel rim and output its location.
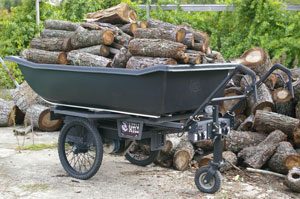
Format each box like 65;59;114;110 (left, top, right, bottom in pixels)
127;143;151;161
63;124;97;174
199;172;216;190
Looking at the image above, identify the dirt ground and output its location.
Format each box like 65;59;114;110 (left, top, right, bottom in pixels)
0;126;300;199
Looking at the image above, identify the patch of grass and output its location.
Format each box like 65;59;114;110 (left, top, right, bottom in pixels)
21;183;49;192
19;143;58;151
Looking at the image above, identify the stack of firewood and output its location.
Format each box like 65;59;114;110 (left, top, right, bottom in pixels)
19;2;224;69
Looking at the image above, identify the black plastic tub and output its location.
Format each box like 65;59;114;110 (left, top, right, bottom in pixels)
6;56;235;117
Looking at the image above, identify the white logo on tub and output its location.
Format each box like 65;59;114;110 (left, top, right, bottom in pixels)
121;121;140;135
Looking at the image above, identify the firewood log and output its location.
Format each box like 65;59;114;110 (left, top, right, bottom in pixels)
110;42;123;50
193;42;206;53
293;122;300;147
195;140;214;151
178;53;201;65
225;130;267;153
40;29;74;38
25;104;62;131
147;18;184;33
44;19;80;31
171;139;195;171
273;88;295;117
20;49;67;65
220;87;247;115
0;99;16;127
85;2;138;24
182;33;194;48
80;22;101;30
133;28;186;43
198;151;237;172
284;167;300;193
126;56;177;69
71;30;114;49
275;69;289;89
238;130;287;169
285;154;300;170
108;47;120;55
70;45;110;57
30;37;72;52
238;114;254;131
128;39;187;60
120;23;138;35
240;74;259;91
253;110;300;138
268;141;297;174
111;47;131;68
234;114;247;129
67;52;111;67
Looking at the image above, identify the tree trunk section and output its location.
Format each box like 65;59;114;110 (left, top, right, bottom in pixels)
109;47;120;55
182;33;194;48
86;2;138;24
225;130;267;153
172;139;195;171
30;37;72;51
70;45;110;57
285;154;300;171
181;53;201;65
40;29;75;38
44;19;80;31
198;151;237;172
120;23;138;35
111;47;131;68
268;141;297;174
71;30;114;49
220;87;247;115
67;52;111;67
20;49;68;65
284;167;300;193
126;56;177;69
133;28;186;43
128;39;187;59
253;110;300;138
193;42;206;52
238;114;254;131
0;99;16;127
273;88;295;117
25;104;62;131
238;130;287;169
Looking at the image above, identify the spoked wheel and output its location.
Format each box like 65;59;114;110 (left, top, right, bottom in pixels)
58;118;103;180
195;166;222;194
125;142;160;166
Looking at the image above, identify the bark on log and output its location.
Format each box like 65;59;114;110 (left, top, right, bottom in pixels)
109;47;120;55
284;167;300;193
0;99;16;127
30;37;72;52
198;151;237;172
110;42;124;50
71;30;114;49
238;130;287;169
220;87;247;116
268;141;297;174
292;78;300;102
147;18;182;31
70;45;110;57
273;88;295;117
44;19;80;31
183;53;201;65
111;47;131;68
120;23;138;35
225;130;267;153
193;42;206;52
182;33;194;48
86;2;138;24
67;52;111;67
25;104;62;131
293;122;300;148
20;49;67;65
253;110;300;138
285;154;300;170
238;114;254;131
128;39;187;59
126;56;177;69
40;29;75;38
133;28;186;43
172;139;195;171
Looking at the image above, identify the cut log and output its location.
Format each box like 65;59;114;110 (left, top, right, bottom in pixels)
120;23;138;35
20;49;67;65
285;154;300;170
0;99;16;127
128;39;187;60
253;110;300;138
110;42;123;50
225;130;267;153
220;87;247;116
108;47;120;55
273;88;295;117
25;104;62;131
30;37;72;51
133;28;186;43
247;83;274;114
293;122;300;147
195;140;214;151
172;139;195;171
86;2;138;24
268;141;297;174
198;151;237;172
70;45;110;57
44;19;80;31
147;18;182;31
71;30;114;49
80;22;101;30
238;114;254;131
193;42;206;52
178;53;200;65
111;47;131;68
126;56;177;69
67;52;111;67
284;167;300;193
182;33;194;48
40;29;75;38
238;130;287;169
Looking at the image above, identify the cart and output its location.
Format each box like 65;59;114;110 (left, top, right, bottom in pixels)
5;56;294;193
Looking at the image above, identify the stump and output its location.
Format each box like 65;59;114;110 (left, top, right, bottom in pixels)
238;130;287;169
71;30;114;49
133;28;186;43
25;104;62;131
0;99;16;127
40;29;75;38
268;141;297;174
67;52;111;67
220;87;247;115
20;49;67;65
273;88;295;117
284;167;300;193
111;47;131;68
126;56;177;69
198;151;237;172
44;19;80;31
70;45;110;57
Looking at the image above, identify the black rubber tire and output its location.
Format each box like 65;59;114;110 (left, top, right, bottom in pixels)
125;148;160;166
58;118;103;180
195;166;222;194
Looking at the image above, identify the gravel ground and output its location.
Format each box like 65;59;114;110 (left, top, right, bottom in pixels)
0;126;299;199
